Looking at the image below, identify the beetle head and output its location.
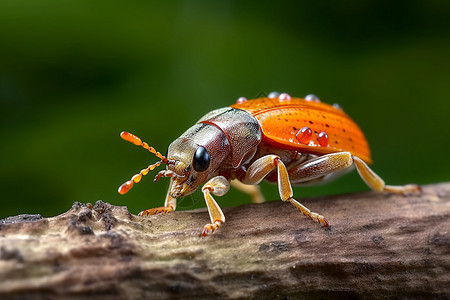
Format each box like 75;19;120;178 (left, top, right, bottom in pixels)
118;125;230;198
159;122;230;197
158;137;212;198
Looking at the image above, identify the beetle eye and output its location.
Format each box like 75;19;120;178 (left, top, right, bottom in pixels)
193;146;210;172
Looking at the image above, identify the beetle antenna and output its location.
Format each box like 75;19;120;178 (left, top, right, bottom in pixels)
118;160;162;194
118;131;170;195
120;131;169;164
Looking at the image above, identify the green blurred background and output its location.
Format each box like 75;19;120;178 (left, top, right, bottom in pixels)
1;1;449;218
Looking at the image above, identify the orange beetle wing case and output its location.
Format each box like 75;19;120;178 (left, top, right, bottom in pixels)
231;97;372;164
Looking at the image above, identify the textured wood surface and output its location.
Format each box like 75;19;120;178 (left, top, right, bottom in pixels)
0;183;449;299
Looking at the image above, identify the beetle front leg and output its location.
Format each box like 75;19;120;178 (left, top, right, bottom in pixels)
138;179;177;216
352;156;421;194
242;155;329;227
201;176;229;236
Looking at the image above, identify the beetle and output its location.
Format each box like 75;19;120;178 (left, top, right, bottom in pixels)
118;92;420;236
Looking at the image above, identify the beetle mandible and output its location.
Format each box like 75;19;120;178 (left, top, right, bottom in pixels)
118;92;420;236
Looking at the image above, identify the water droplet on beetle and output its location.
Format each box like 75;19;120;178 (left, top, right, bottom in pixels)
279;93;291;102
332;103;343;111
318;132;329;147
305;94;320;103
236;97;247;104
296;127;312;144
268;91;279;98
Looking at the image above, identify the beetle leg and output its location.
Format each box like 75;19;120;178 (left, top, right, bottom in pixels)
138;179;177;216
352;156;421;194
287;152;420;194
201;176;229;236
242;155;329;227
230;179;265;203
287;152;355;184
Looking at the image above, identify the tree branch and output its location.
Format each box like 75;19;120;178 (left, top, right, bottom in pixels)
1;183;449;299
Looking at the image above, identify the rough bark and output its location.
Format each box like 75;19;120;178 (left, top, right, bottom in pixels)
0;183;449;300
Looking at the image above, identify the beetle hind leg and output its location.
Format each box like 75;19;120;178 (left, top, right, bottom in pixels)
352;156;421;194
384;184;422;194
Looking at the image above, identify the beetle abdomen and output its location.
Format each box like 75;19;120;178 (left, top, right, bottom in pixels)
231;97;372;164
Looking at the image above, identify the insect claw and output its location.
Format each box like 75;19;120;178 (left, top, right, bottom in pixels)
201;221;222;236
154;172;164;182
154;170;176;182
